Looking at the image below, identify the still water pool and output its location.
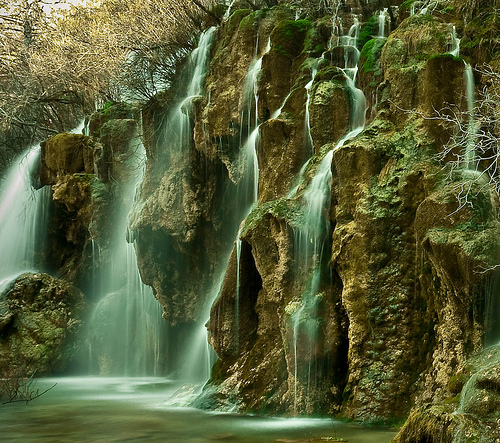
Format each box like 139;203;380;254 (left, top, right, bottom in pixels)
0;378;397;442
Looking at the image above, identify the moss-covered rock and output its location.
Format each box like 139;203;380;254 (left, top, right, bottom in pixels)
309;67;350;152
0;272;86;378
40;133;95;186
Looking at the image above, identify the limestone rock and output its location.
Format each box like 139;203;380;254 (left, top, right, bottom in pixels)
40;133;95;186
309;68;350;152
0;272;86;377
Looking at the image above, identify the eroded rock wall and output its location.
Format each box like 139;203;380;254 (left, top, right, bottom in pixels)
104;0;500;425
196;1;500;423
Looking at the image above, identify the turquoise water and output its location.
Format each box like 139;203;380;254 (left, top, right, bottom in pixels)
0;378;397;442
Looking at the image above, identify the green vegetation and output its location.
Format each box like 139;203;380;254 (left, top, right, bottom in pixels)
428;52;462;62
314;66;346;82
360;38;386;75
271;19;311;57
242;197;304;235
238;9;266;32
399;0;418;11
357;15;378;50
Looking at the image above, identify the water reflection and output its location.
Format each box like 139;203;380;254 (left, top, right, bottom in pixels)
1;378;397;442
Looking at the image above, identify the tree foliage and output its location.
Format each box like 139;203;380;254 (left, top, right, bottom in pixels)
0;0;216;171
435;64;500;210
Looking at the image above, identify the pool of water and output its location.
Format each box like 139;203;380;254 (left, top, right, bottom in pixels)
0;378;397;442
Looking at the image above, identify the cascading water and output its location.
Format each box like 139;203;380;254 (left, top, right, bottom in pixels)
0;148;50;281
127;27;218;383
238;37;270;208
464;65;478;170
88;136;167;376
448;26;478;170
174;28;216;157
340;17;361;82
378;9;387;38
0;121;85;283
232;37;271;351
290;15;366;412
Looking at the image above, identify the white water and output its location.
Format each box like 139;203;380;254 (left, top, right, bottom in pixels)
142;28;217;382
0;148;50;279
235;233;242;351
450;25;460;57
304;60;321;154
378;9;387;38
169;28;216;157
238;37;270;207
464;64;478;170
340;18;361;82
271;89;294;119
0;121;85;281
232;38;271;355
291;14;366;410
447;26;478;170
89;136;167;376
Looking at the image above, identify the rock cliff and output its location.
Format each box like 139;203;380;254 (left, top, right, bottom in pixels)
20;0;500;433
128;0;500;425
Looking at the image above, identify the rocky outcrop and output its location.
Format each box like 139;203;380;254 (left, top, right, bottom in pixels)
63;0;500;428
38;103;141;288
195;0;500;423
0;272;86;377
394;346;500;442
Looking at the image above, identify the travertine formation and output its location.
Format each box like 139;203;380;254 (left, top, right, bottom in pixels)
6;0;500;437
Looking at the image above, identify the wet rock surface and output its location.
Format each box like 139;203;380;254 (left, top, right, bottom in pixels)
0;272;86;377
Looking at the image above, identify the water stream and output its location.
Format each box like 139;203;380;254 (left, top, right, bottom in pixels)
88;136;167;376
232;37;271;344
448;26;478;170
0;121;85;282
291;15;366;411
0;148;50;280
378;8;387;38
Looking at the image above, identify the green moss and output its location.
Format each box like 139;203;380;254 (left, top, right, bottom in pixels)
440;5;456;14
360;38;386;75
210;3;227;19
462;10;500;57
428;52;463;63
271;19;311;57
102;101;113;115
238;9;266;32
358;15;378;50
242;197;303;235
314;66;346;83
226;9;252;34
303;26;323;55
399;0;418;11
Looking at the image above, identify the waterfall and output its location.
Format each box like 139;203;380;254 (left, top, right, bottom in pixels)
464;65;478;170
340;17;361;82
304;61;321;154
290;14;366;411
0;147;50;279
232;38;271;355
378;9;387;38
120;27;217;381
238;37;270;208
0;120;85;281
447;26;478;170
450;25;460;57
89;136;167;376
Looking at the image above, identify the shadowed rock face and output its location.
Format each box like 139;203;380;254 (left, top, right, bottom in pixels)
0;272;86;377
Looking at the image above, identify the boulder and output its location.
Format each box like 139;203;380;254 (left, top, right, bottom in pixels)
0;272;86;377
